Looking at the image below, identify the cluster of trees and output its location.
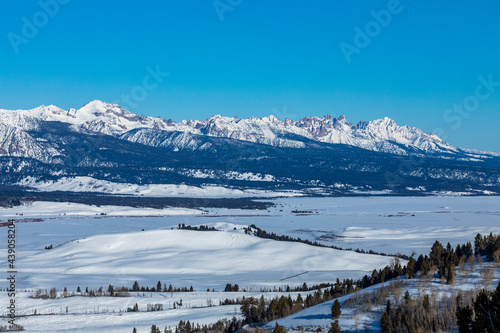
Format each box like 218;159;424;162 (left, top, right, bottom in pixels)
136;317;244;333
177;224;218;231
0;195;21;208
224;284;240;292
379;283;500;333
474;233;500;261
380;293;457;333
240;294;304;324
456;282;500;332
32;285;131;298
177;318;243;333
247;224;410;260
237;259;407;326
132;281;193;293
421;233;499;284
32;288;58;299
224;282;336;294
359;260;405;289
371;238;476;287
428;240;461;283
379;233;500;332
239;275;386;326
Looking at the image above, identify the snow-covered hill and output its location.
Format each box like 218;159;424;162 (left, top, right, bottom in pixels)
19;227;392;278
0;100;468;158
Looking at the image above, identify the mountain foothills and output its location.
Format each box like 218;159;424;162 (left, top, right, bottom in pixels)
1;100;500;197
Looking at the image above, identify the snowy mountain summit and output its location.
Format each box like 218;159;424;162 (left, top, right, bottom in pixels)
0;100;465;159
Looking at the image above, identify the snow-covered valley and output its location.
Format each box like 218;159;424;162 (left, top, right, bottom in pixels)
0;196;499;332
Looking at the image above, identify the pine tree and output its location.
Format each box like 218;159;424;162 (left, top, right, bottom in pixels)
392;307;402;331
381;311;392;333
328;320;342;333
430;240;445;270
331;299;341;319
406;257;416;279
421;256;430;276
404;290;411;303
132;328;137;333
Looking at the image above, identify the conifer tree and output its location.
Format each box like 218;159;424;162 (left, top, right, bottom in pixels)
328;320;342;333
404;290;411;303
157;281;162;292
331;299;341;319
406;257;416;279
381;311;392;333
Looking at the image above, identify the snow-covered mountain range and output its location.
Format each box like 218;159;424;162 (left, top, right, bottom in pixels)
1;100;500;197
0;100;467;161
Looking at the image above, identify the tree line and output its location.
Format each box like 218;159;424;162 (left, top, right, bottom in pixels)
247;224;410;260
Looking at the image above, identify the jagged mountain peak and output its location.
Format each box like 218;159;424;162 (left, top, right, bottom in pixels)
0;101;473;158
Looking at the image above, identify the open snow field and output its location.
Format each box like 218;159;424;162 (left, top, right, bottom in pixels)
0;196;499;332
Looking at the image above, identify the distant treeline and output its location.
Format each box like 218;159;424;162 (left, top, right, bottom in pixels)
0;186;273;210
247;224;411;260
178;224;217;231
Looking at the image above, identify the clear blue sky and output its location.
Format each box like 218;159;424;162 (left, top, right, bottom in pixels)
1;0;499;151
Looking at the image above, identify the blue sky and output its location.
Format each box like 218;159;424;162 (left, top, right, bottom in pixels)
1;0;500;151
